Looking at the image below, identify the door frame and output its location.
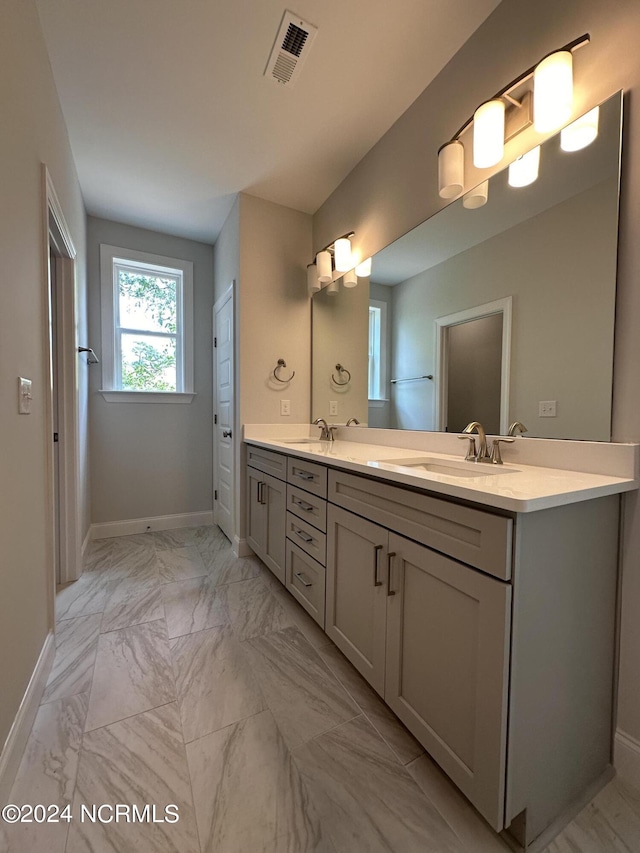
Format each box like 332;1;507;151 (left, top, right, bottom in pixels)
212;281;236;544
434;297;512;435
42;165;81;596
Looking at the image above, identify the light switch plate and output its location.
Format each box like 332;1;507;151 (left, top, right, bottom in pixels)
329;400;338;416
280;399;290;416
18;377;33;414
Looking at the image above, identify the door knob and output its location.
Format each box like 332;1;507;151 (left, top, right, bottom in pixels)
222;429;232;438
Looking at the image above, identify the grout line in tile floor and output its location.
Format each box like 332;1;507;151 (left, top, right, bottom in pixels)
3;525;639;853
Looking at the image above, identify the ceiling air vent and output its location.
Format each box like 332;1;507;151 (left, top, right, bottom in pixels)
264;11;318;88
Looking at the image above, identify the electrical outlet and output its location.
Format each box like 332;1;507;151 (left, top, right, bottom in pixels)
329;400;338;416
280;399;291;416
18;377;32;414
539;400;557;417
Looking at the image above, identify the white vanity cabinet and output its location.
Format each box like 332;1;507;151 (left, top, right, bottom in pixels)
244;440;623;847
246;447;287;583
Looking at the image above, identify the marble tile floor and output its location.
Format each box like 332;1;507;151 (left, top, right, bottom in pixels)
3;524;640;853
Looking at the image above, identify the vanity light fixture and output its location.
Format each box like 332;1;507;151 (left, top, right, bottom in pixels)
356;257;372;278
316;250;332;283
307;263;321;296
343;268;357;288
326;279;339;296
334;237;353;272
508;145;540;187
437;33;589;199
462;180;489;209
560;106;599;152
308;231;356;294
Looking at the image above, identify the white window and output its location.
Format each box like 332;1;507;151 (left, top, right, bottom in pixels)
368;299;388;401
100;245;194;402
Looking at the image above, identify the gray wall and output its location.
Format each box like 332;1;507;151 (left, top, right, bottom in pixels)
0;0;89;748
313;0;640;744
87;217;214;523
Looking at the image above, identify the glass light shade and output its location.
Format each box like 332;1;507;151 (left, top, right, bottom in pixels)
560;106;599;152
334;237;352;272
326;279;339;296
462;180;489;209
508;145;540;188
316;250;332;283
534;50;573;133
473;100;505;168
438;140;464;198
343;269;357;288
356;257;372;278
307;263;320;295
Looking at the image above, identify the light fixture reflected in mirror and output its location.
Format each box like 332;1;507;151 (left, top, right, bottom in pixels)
561;106;599;152
356;257;372;278
534;51;573;132
508;145;540;187
343;269;357;288
463;180;489;209
326;279;339;296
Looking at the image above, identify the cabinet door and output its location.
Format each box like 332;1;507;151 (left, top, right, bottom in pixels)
326;504;388;695
246;466;266;559
385;533;511;831
262;472;286;584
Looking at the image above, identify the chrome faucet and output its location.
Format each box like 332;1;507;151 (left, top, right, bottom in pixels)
313;417;336;441
346;417;360;426
459;421;491;463
508;421;528;437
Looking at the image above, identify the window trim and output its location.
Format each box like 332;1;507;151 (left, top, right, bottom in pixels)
99;244;195;402
368;298;388;402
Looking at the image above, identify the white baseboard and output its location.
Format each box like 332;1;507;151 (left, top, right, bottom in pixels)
81;526;91;558
0;632;55;803
233;537;253;558
91;510;214;540
614;729;640;791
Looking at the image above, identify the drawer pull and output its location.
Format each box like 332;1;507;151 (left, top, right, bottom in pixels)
387;552;396;596
295;471;315;481
373;544;383;587
293;497;314;512
294;529;314;544
295;571;313;588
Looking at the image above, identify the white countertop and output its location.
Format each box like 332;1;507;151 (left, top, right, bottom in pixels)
244;433;638;513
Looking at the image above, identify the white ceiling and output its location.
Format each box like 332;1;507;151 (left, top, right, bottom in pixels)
36;0;501;244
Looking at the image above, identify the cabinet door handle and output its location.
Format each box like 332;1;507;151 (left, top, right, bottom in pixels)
294;529;313;544
222;429;232;438
387;552;396;596
257;481;264;504
293;497;314;512
295;471;315;481
295;571;313;588
373;544;383;587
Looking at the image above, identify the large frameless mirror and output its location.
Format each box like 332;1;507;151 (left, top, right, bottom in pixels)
311;91;623;441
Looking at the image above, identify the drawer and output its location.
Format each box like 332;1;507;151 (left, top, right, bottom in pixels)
287;484;327;532
286;512;327;566
287;456;328;498
246;445;287;481
328;470;513;580
285;540;326;628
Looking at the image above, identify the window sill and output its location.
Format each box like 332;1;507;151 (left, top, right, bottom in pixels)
368;399;389;408
99;390;196;404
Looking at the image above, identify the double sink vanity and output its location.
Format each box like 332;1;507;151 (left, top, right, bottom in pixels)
244;423;638;849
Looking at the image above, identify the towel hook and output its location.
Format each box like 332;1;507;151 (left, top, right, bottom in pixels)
332;363;351;386
273;358;295;383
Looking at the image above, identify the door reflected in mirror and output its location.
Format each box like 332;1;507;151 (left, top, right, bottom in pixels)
311;91;623;441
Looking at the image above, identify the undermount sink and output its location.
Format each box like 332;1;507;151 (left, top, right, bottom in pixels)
278;438;322;445
374;456;518;478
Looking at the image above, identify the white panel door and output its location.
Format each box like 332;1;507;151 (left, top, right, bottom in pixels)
213;285;235;542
